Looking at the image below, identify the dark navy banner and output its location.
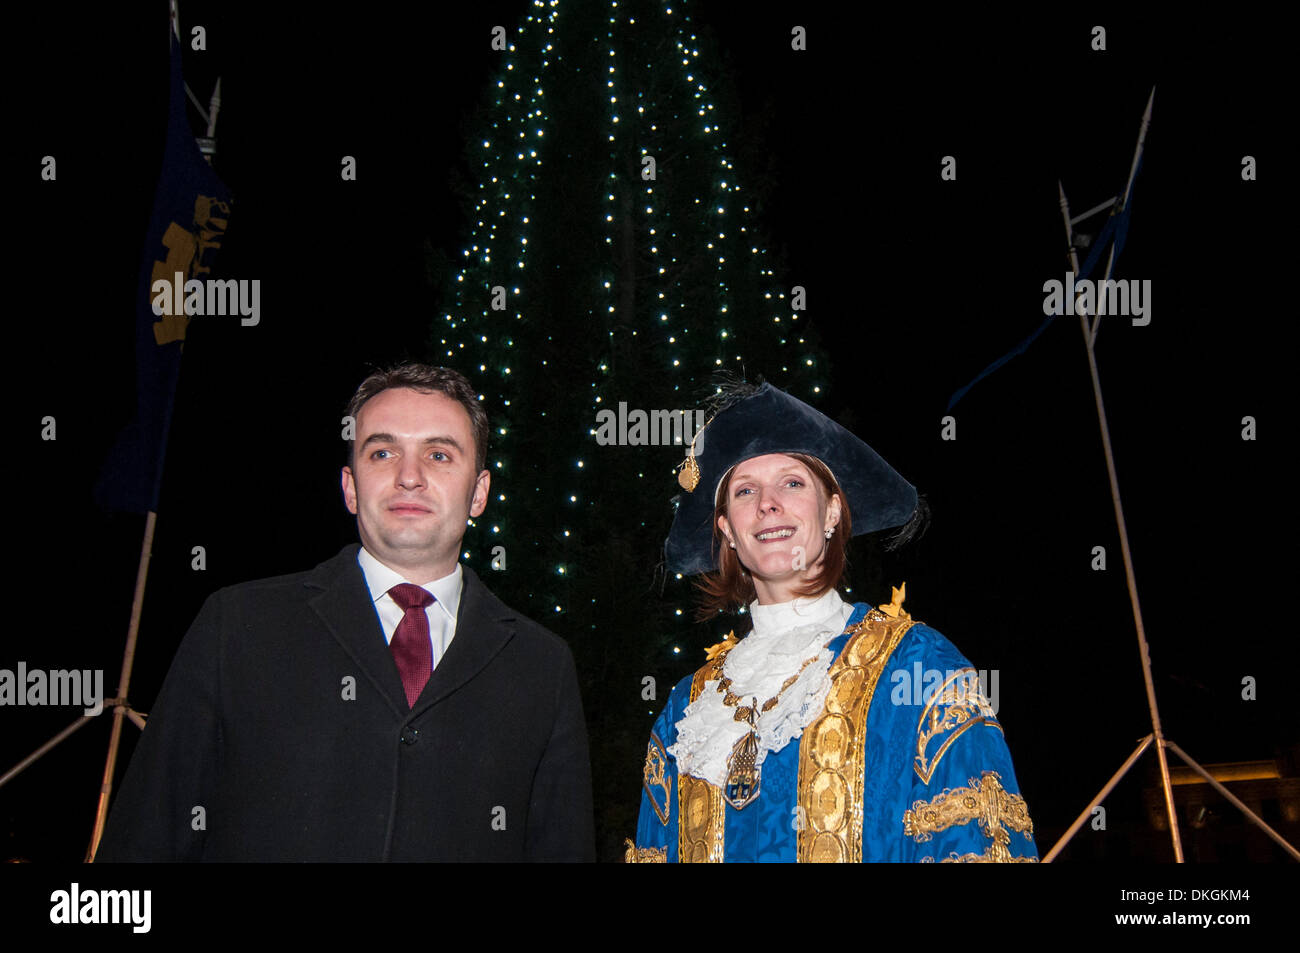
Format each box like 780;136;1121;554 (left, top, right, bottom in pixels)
94;21;231;513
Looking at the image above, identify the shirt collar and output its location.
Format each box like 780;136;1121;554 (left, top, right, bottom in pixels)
356;545;462;624
747;587;846;640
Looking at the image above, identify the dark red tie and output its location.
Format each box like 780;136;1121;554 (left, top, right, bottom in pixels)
388;583;435;708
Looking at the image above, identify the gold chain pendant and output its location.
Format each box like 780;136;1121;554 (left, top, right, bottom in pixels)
724;701;761;810
715;650;822;811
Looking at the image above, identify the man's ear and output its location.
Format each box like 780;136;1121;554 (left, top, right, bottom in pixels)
341;466;359;515
468;469;491;518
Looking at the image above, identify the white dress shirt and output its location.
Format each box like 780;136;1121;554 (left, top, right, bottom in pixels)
356;546;463;671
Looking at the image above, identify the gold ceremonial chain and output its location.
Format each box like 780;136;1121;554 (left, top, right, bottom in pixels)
717;650;821;810
715;651;821;719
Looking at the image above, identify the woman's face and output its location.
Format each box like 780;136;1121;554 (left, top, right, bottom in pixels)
717;453;841;605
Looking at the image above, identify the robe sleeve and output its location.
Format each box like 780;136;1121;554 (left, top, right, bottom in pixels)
900;666;1038;863
626;686;686;862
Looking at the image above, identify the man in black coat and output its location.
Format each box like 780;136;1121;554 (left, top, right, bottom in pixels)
96;365;595;861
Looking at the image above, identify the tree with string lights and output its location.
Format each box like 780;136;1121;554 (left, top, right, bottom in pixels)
428;0;827;854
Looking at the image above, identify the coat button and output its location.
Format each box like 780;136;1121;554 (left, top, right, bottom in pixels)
400;726;420;745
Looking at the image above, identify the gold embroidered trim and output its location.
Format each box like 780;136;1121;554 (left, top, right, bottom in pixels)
677;643;732;863
914;668;1002;784
903;771;1035;863
937;847;1038;863
643;732;672;826
623;839;667;863
795;586;917;862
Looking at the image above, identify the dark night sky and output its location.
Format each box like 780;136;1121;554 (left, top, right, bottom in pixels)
6;0;1295;881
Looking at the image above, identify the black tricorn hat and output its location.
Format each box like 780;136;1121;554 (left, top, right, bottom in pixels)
664;382;917;575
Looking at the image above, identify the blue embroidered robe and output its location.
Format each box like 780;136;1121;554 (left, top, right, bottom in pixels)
630;601;1037;862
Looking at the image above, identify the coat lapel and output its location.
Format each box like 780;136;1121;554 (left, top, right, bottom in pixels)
306;544;410;717
305;546;517;719
409;564;516;716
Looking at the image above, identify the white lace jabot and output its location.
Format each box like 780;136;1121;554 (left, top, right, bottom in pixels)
668;589;856;788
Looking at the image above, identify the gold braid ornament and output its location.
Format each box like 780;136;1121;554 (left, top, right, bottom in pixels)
677;635;734;862
795;584;916;862
903;771;1035;863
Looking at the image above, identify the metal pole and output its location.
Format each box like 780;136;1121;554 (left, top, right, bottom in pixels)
85;509;158;862
206;77;222;139
1166;742;1300;862
0;715;98;791
1059;171;1183;861
1090;87;1154;349
1076;271;1180;858
1042;735;1153;863
1076;249;1183;862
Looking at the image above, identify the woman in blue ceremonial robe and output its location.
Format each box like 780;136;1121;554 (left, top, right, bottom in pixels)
626;381;1038;863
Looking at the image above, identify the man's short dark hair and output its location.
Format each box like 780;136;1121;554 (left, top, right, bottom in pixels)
345;364;490;474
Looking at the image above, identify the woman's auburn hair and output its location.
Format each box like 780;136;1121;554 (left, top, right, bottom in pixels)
693;452;851;620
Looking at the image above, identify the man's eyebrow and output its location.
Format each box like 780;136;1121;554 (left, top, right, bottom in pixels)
423;435;466;454
358;433;466;454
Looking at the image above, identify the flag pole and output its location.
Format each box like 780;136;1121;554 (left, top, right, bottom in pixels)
84;0;186;862
1090;87;1154;348
85;510;158;861
201;77;223;167
1080;299;1188;859
0;5;184;844
1050;157;1181;860
0;0;231;861
206;77;222;140
1047;90;1298;862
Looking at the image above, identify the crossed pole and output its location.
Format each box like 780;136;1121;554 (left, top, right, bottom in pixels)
1044;88;1297;862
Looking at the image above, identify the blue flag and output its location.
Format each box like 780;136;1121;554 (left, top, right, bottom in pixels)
946;154;1142;412
94;26;232;513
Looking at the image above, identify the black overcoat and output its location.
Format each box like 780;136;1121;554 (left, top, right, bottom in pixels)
96;544;595;861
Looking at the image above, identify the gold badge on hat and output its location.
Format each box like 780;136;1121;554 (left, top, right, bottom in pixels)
676;422;706;492
677;452;700;492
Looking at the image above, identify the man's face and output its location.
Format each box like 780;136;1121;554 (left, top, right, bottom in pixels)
717;453;841;604
341;387;489;577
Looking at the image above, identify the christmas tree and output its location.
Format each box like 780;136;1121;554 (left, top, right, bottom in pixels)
431;0;828;855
